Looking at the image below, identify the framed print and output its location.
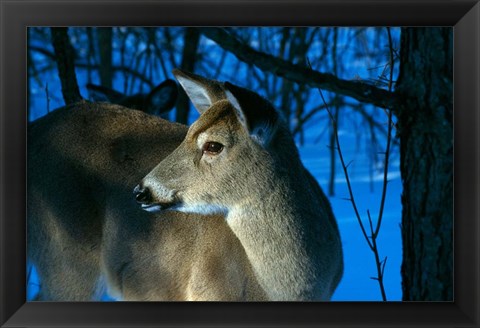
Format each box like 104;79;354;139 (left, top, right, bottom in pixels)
1;0;479;327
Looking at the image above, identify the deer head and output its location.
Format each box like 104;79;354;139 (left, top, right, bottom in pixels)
133;69;296;215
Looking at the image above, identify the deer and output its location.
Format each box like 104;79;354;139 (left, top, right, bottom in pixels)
27;69;343;301
86;79;178;117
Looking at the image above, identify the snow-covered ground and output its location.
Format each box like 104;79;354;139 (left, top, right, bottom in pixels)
299;141;402;301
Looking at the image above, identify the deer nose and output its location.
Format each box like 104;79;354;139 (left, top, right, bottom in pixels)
133;184;152;204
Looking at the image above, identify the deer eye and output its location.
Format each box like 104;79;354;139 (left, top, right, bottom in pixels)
202;141;224;155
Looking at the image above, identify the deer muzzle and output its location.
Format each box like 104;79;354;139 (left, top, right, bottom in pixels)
133;183;178;212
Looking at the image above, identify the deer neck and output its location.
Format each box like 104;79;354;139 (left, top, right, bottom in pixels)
226;174;324;301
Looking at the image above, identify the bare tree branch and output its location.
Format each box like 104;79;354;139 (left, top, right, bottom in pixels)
373;27;395;238
309;50;391;300
29;46;155;88
198;27;396;109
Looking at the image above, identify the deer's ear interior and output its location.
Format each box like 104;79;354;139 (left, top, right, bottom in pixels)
173;69;225;114
146;79;178;115
173;69;214;113
223;82;279;147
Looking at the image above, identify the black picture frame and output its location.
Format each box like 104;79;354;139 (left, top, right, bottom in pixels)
1;0;479;327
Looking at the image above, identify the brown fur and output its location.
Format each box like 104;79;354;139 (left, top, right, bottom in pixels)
28;102;264;301
140;70;343;300
28;71;342;301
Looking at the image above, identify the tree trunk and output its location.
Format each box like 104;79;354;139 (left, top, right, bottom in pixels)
97;28;113;89
396;27;453;301
51;27;83;105
176;28;200;124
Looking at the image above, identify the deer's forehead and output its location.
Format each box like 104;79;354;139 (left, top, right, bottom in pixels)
188;102;242;140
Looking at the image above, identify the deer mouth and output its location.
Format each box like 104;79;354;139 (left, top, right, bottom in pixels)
141;201;178;212
134;184;180;212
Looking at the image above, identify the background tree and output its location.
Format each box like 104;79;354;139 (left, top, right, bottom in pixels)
396;27;453;301
50;27;82;105
96;28;113;89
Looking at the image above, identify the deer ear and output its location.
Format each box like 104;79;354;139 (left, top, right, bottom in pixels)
145;79;178;115
173;69;224;114
224;82;279;146
86;84;124;103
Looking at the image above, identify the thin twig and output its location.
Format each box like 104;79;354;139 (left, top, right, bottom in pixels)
308;31;396;300
367;210;388;300
45;83;50;113
307;58;372;250
374;27;395;238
